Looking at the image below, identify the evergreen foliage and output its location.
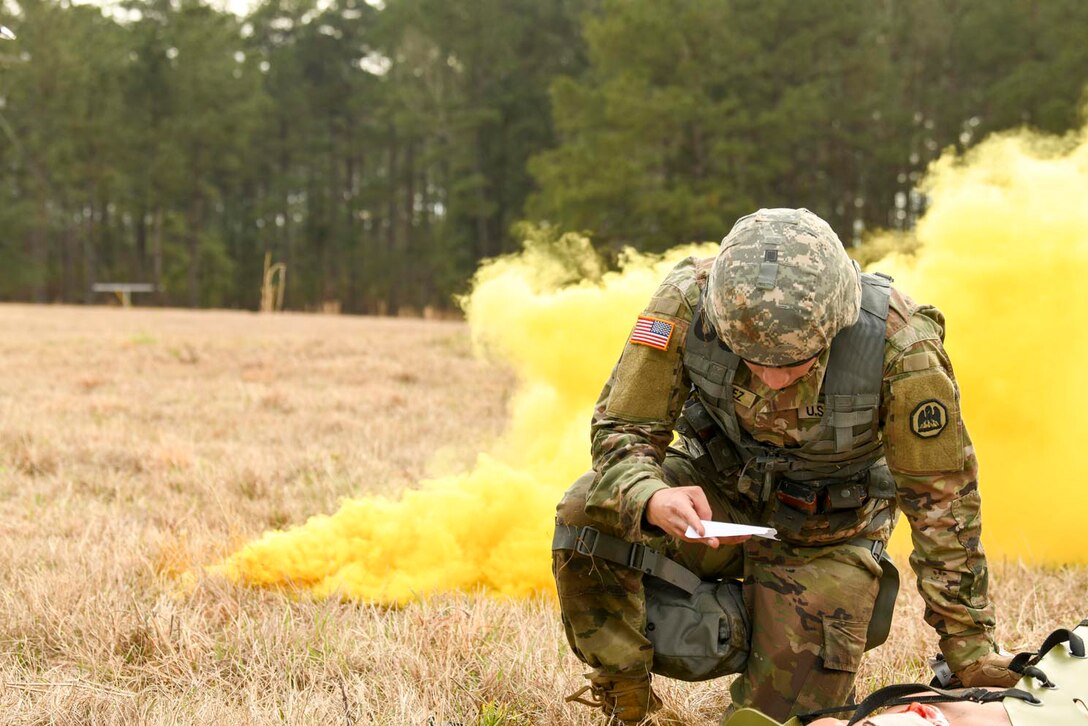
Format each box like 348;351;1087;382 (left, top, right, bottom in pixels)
0;0;1084;311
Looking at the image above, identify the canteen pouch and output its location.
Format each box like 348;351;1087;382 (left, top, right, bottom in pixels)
644;577;750;682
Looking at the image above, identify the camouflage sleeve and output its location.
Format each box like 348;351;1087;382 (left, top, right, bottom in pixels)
881;302;998;672
584;258;700;542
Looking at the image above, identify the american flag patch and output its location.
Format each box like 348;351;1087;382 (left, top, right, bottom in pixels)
629;316;674;351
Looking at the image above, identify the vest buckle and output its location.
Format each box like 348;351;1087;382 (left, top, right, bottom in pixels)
627;543;647;571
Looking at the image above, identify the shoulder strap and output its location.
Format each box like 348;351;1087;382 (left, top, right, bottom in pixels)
823;273;891;398
684;296;759;460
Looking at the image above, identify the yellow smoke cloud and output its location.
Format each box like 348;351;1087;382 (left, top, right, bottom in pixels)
209;232;714;603
873;129;1088;564
211;127;1088;604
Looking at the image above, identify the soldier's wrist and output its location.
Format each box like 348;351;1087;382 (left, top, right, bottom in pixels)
632;479;672;536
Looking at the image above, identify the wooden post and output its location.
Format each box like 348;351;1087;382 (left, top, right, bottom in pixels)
260;253;287;313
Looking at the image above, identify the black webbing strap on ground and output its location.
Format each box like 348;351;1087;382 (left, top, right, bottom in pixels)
836;683;1040;726
802;623;1088;725
552;524;702;595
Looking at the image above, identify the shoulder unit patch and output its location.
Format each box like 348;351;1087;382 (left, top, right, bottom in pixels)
629;316;675;351
910;399;948;438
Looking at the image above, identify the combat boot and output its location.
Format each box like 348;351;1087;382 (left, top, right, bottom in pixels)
565;671;671;725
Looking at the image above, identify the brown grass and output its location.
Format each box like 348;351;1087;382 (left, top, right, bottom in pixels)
0;304;1082;725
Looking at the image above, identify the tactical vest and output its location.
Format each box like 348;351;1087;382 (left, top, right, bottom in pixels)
681;273;896;527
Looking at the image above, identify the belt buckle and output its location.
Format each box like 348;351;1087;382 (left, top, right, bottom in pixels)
627;543;647;571
575;527;600;557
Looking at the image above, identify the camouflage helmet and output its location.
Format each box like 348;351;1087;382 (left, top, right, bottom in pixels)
706;208;861;366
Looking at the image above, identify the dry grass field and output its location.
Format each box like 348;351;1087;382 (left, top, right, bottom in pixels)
0;303;1084;726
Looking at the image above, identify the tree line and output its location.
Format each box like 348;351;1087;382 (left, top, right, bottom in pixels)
0;0;1085;313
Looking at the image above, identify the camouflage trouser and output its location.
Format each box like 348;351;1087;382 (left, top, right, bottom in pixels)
553;454;884;721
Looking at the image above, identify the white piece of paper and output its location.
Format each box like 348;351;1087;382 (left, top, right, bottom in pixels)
683;520;778;540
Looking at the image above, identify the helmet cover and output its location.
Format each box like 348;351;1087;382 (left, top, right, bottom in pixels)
706;208;861;366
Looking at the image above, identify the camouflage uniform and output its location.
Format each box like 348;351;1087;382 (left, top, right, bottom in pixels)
554;209;998;722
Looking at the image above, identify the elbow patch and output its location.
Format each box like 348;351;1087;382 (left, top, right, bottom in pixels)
886;369;965;475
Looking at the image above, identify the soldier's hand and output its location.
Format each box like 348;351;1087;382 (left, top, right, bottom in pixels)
645;487;751;548
955;652;1021;688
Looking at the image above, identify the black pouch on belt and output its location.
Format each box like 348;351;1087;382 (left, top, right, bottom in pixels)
865;463;896;500
826;482;868;511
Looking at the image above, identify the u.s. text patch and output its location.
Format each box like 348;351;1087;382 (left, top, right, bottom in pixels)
629;316;674;351
910;399;948;438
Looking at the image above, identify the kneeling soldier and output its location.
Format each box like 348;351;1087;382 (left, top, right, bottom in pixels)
553;208;1016;724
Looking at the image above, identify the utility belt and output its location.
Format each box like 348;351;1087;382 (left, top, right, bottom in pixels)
772;466;896;514
676;400;897;535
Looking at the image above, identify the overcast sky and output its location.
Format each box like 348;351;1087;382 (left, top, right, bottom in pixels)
74;0;377;23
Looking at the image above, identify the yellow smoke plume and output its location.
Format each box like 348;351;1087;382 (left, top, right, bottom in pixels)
211;127;1088;604
873;129;1088;563
209;232;714;603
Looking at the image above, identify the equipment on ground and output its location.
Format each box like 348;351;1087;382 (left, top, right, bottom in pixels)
92;282;156;307
721;619;1088;726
